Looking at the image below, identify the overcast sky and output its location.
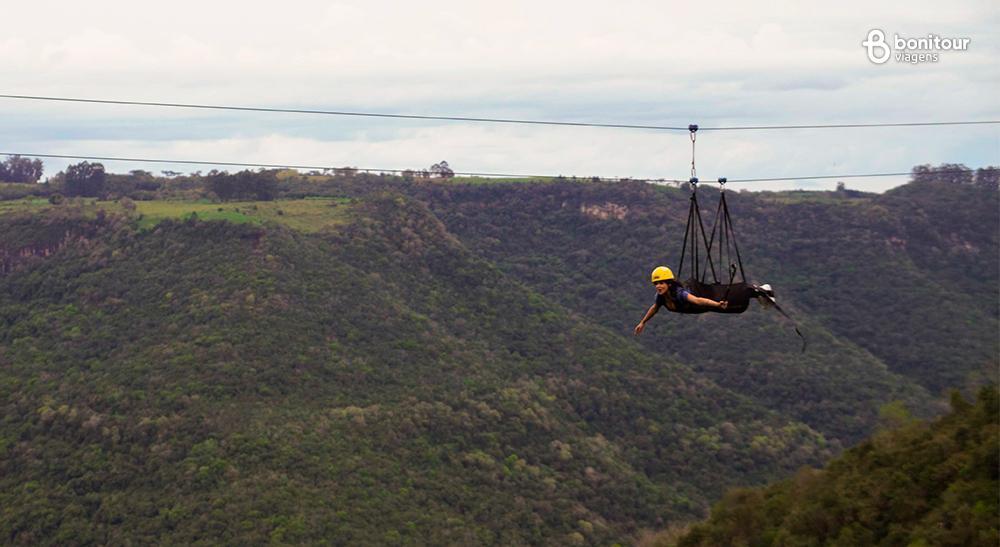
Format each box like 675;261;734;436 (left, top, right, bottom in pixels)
1;0;997;191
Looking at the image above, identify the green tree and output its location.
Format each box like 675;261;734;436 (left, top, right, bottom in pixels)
208;170;278;201
430;161;454;179
64;161;106;197
0;155;44;183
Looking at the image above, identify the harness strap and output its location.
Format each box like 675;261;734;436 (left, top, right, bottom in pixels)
677;192;694;279
705;192;726;279
769;300;807;353
692;189;719;283
720;191;747;282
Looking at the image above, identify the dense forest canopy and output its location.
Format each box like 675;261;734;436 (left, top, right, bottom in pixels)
669;386;998;547
0;159;996;544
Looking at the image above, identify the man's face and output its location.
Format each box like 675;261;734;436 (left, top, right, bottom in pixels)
654;280;669;295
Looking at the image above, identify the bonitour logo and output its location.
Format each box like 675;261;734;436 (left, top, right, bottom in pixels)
863;29;971;64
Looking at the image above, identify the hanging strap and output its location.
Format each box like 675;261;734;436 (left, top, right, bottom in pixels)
675;180;720;282
770;301;807;353
675;125;719;283
692;188;718;283
719;184;747;282
676;126;698;280
677;190;694;279
699;178;745;288
705;186;726;280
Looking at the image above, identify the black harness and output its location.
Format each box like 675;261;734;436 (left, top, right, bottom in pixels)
672;178;750;315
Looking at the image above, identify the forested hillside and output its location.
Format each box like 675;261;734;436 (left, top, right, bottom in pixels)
0;166;996;544
669;386;999;546
1;201;827;544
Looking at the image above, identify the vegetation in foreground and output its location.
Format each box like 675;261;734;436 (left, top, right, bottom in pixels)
665;386;999;547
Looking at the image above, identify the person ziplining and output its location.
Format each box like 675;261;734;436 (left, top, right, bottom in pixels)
633;125;804;350
633;265;727;335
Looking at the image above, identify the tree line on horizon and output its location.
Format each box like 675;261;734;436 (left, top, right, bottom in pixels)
1;155;997;201
0;156;463;199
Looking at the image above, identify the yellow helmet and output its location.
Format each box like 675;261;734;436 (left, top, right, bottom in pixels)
651;266;674;284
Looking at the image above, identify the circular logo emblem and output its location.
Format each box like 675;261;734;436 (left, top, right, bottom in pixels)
863;29;891;64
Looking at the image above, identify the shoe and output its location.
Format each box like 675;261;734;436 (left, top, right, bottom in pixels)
754;283;776;307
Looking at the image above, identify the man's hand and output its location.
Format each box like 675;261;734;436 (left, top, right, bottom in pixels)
634;322;646;336
719;300;729;310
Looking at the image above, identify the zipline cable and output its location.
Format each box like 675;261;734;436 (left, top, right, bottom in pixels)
1;94;998;132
